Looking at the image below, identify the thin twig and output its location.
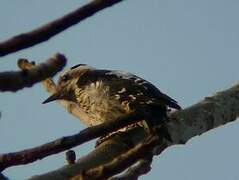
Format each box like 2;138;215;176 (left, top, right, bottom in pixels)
0;0;124;57
0;53;66;92
0;112;145;171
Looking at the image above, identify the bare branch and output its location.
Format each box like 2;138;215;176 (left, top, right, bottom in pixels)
0;53;66;92
166;84;239;144
0;0;124;57
30;83;239;179
30;127;147;180
0;112;145;171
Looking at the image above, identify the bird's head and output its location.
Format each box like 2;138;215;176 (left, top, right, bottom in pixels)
42;64;94;104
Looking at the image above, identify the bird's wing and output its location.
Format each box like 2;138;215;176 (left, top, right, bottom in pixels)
77;69;181;110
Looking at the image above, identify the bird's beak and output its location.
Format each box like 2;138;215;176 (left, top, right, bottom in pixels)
42;92;63;104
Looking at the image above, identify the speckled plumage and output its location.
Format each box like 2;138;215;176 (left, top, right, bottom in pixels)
43;64;181;130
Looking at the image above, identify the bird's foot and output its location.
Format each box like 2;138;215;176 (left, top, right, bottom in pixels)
95;131;134;148
95;132;122;147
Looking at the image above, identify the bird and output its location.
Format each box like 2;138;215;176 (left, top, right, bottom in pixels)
43;64;181;141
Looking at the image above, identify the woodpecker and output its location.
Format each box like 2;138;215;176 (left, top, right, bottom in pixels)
43;64;181;139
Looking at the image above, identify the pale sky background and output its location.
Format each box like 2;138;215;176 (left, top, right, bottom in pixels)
0;0;239;179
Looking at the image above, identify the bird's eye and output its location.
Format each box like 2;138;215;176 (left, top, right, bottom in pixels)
61;75;69;82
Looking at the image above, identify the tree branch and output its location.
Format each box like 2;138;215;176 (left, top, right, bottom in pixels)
30;127;147;180
29;83;239;179
0;0;125;57
0;112;147;171
0;53;66;92
166;84;239;144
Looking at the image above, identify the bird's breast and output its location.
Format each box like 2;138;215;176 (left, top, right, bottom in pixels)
74;81;128;126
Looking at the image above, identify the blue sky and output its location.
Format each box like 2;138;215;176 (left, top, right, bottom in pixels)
0;0;239;179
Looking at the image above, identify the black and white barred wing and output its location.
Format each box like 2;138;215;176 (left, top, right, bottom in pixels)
77;69;181;110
